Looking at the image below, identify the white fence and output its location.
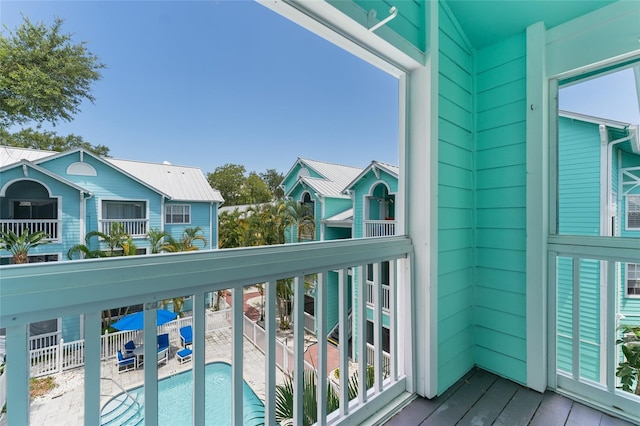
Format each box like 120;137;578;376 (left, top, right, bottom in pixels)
28;309;232;377
0;219;60;241
30;331;60;350
242;315;314;374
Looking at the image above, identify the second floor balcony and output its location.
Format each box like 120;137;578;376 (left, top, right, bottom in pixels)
364;220;397;238
99;219;148;237
1;236;413;425
0;219;60;241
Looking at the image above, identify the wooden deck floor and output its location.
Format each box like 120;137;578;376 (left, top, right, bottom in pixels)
384;368;636;426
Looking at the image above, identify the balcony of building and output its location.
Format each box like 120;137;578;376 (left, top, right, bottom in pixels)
1;237;413;425
0;180;61;241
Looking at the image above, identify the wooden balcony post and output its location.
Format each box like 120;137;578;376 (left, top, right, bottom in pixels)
5;323;30;425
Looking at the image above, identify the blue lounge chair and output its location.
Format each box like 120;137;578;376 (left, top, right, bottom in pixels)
176;347;192;364
116;350;135;373
157;333;170;351
157;347;169;365
179;325;192;348
124;340;136;355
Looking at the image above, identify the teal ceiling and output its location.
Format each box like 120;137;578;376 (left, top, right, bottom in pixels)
446;0;618;49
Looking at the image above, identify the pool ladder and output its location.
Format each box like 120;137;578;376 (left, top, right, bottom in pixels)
100;377;142;425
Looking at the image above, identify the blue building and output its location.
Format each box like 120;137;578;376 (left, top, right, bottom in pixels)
3;2;640;424
556;111;640;382
281;158;399;368
0;146;223;260
0;146;223;339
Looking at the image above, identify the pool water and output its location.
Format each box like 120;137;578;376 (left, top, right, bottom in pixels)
107;362;265;425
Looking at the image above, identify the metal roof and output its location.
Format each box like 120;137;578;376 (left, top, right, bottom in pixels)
299;158;363;190
345;160;399;191
324;208;353;222
0;146;56;167
0;159;92;195
298;177;350;198
284;158;363;198
0;147;222;202
106;158;223;202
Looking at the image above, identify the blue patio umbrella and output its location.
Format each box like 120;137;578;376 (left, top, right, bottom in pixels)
111;309;178;331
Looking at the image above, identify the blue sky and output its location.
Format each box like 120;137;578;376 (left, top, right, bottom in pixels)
2;2;639;176
560;68;640;125
1;1;399;175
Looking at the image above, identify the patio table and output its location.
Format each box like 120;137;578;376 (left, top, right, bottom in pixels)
132;344;145;368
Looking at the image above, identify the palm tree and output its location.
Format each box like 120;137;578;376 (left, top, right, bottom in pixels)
218;210;246;249
0;228;50;264
274;367;376;425
158;227;207;316
147;228;171;253
280;200;315;242
162;226;207;252
67;222;132;259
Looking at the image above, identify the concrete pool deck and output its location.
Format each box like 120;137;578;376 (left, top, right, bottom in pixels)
5;327;286;426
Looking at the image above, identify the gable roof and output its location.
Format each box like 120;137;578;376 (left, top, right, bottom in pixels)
107;158;223;202
0;159;92;196
559;110;640;154
0;147;223;202
0;146;56;167
30;148;171;199
283;158;363;198
345;160;399;192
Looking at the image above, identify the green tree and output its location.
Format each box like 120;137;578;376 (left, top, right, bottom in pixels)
274;366;376;425
157;227;207;317
280;200;315;242
0;16;105;126
260;168;285;200
0;228;50;264
67;222;132;259
162;227;207;252
218;210;247;249
147;228;171;254
207;164;247;206
0;127;109;156
241;172;273;204
616;325;640;395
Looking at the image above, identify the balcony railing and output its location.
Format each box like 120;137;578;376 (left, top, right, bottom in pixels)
367;281;390;311
548;235;640;419
303;311;315;334
0;219;60;241
99;218;148;237
1;236;413;425
364;220;396;237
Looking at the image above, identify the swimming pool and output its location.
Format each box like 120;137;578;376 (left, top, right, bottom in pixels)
101;362;265;425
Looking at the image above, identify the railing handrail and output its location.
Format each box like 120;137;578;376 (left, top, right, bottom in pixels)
1;236;412;325
99;218;147;222
100;376;141;410
0;219;60;241
0;219;60;223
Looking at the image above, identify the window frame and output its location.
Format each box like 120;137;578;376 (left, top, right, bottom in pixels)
101;200;147;220
626;263;640;298
165;204;191;225
626;195;640;231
